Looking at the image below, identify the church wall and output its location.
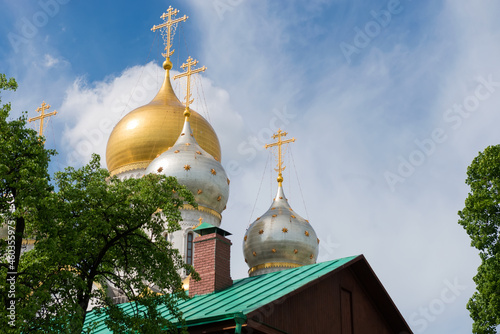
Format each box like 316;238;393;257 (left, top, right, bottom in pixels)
167;209;222;278
114;169;145;181
247;267;396;334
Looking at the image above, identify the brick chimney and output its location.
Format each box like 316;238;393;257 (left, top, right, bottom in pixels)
189;223;232;297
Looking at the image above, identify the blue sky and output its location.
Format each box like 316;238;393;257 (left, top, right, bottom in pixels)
2;1;500;333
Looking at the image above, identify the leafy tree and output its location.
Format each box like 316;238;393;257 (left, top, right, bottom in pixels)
0;73;197;332
459;144;500;334
17;154;197;333
0;74;55;329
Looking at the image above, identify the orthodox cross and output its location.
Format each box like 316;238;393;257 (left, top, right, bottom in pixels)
28;101;57;139
173;56;206;117
151;6;188;60
264;129;295;185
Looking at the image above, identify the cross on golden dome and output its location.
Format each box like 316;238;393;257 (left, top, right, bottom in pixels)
28;101;57;141
264;129;295;186
151;6;188;69
173;56;207;118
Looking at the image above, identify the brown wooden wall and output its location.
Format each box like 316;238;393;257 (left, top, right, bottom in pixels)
247;267;396;334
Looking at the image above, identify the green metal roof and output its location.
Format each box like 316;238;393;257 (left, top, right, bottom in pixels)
84;255;359;332
193;222;232;236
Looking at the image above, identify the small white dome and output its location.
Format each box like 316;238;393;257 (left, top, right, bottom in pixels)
243;185;319;276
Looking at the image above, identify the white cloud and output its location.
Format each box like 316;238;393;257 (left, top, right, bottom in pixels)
59;61;244;170
183;1;500;333
42;54;61;68
4;1;500;332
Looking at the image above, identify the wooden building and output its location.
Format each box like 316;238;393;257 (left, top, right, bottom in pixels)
85;226;412;333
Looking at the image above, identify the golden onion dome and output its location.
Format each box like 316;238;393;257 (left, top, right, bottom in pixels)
106;67;221;176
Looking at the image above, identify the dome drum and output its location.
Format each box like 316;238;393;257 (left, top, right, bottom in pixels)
179;208;221;228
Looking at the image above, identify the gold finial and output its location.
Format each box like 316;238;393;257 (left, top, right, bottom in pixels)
264;129;295;186
192;217;203;229
173;56;207;118
151;6;188;70
28;101;58;141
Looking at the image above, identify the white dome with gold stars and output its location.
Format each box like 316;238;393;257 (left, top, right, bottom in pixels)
145;119;229;214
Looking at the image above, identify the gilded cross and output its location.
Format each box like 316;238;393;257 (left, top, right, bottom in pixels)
264;129;295;185
151;6;188;60
28;101;57;139
173;56;206;117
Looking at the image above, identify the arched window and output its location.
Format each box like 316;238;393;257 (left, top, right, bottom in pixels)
186;232;194;266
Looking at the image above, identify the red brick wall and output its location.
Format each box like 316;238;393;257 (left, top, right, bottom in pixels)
189;233;232;297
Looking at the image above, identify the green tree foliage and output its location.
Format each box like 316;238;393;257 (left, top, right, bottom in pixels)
0;73;197;333
18;154;197;333
0;74;55;329
459;145;500;334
